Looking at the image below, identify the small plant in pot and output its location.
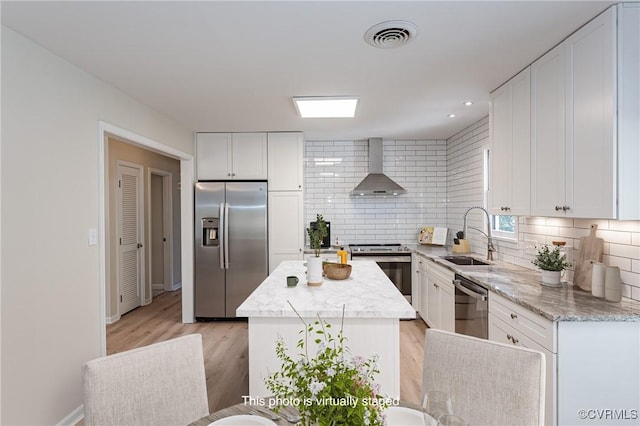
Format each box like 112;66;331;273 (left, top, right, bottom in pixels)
306;214;328;258
306;214;328;286
532;244;571;286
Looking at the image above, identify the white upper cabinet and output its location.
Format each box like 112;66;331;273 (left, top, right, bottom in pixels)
267;132;304;191
564;6;616;219
489;67;531;216
196;132;267;180
616;3;639;220
531;43;567;217
531;6;632;219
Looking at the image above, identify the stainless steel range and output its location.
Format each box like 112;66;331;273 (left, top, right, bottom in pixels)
349;244;412;303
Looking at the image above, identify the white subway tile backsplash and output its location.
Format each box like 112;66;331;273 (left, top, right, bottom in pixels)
604;255;633;271
303;118;640;301
304;139;448;245
609;243;640;259
597;230;633;245
609;221;640;232
445;116;640;302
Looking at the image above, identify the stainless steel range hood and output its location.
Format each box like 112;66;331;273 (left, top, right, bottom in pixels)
351;138;407;196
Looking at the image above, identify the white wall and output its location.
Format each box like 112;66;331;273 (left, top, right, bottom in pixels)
304;139;447;245
0;27;192;424
446;117;640;301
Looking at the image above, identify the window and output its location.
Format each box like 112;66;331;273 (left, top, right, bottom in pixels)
484;148;517;241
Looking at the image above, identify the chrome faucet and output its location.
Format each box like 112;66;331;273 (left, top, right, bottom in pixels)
463;206;496;261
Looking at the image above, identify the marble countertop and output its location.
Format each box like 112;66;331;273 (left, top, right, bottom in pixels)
236;260;416;319
410;244;640;322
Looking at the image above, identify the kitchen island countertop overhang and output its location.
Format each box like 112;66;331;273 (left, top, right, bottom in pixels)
237;260;416;399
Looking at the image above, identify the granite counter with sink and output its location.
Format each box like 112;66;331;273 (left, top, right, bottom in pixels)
408;243;640;424
408;244;640;322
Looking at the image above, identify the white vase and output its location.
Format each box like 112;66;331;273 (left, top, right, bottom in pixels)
307;256;323;286
591;262;606;298
604;266;622;302
541;270;561;286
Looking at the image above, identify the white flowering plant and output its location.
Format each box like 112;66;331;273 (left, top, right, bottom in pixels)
265;305;388;426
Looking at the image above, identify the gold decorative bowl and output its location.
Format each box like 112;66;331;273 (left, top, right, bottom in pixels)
323;263;352;280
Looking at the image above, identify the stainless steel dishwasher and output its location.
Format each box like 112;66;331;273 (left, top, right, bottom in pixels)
453;274;488;339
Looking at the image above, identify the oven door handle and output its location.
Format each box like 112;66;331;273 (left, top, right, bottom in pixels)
453;279;487;301
350;256;411;262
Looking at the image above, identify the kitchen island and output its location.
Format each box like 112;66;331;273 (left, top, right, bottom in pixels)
236;260;416;398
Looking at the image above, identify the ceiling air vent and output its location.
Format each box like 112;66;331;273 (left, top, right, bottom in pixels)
364;20;418;49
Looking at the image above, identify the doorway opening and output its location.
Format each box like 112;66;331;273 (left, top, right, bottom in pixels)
98;121;194;356
149;168;175;296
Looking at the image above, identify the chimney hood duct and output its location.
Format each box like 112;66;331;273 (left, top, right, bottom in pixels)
351;138;407;196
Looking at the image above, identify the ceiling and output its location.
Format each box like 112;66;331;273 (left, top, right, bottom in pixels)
1;1;618;141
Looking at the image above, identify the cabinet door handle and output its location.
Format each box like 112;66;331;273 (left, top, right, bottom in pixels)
227;173;231;177
563;205;570;211
512;337;519;344
510;313;518;320
506;334;513;342
555;205;562;211
298;185;302;189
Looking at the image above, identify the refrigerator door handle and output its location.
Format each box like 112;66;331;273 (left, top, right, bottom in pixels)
224;202;230;269
219;203;225;269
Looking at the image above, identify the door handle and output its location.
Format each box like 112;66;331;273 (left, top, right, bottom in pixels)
224;202;230;269
219;204;225;269
453;279;487;301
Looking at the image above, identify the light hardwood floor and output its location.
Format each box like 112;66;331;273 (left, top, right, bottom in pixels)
106;290;427;414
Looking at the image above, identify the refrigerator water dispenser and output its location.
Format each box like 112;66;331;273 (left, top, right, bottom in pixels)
202;218;219;246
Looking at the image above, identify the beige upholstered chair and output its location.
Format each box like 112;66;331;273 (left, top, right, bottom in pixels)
423;329;545;426
83;334;209;426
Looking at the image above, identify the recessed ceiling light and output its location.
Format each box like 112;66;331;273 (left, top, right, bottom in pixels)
464;101;474;106
448;114;456;118
293;97;358;118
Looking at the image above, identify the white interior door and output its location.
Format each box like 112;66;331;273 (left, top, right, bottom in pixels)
117;162;144;315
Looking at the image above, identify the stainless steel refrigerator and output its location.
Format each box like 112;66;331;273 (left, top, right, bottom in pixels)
194;181;268;318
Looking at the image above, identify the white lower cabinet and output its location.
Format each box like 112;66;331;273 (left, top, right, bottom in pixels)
489;303;556;426
489;292;640;426
267;191;303;273
556;321;640;426
424;259;454;332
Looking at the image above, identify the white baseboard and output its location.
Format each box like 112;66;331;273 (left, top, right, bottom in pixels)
105;314;121;324
56;404;83;426
170;282;182;291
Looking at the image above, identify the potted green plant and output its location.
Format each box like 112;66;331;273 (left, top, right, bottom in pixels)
306;214;328;286
532;244;571;286
265;304;388;425
307;214;328;258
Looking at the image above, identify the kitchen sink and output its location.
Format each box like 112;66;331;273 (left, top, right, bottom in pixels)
441;255;491;266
